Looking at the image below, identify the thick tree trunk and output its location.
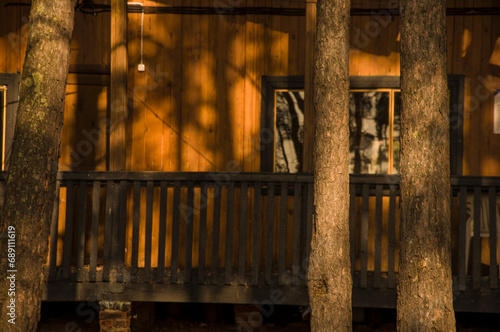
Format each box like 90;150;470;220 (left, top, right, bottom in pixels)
398;0;456;330
308;0;351;330
0;1;75;331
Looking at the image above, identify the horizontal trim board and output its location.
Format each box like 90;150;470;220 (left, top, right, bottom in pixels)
43;280;500;312
6;3;500;16
43;282;310;305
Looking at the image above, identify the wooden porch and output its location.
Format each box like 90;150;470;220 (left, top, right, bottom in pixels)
2;172;498;312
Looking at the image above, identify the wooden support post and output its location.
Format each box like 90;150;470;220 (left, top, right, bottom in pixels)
303;0;317;172
110;0;128;171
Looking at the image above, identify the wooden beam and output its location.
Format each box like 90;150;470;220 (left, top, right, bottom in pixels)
303;0;316;172
43;281;310;305
110;0;128;171
42;279;500;313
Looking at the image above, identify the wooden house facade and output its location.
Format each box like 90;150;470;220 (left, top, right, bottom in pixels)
1;0;500;313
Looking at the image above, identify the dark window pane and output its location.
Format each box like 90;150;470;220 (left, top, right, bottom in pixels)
275;90;305;173
349;91;390;174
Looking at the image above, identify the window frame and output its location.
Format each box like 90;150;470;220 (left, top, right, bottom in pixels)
261;75;465;175
261;76;304;172
349;87;399;174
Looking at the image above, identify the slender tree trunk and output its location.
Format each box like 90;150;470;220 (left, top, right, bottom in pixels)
0;1;75;330
398;0;456;330
308;0;351;330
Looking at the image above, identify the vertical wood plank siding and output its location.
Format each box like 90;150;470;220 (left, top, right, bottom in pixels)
0;3;497;176
1;0;500;307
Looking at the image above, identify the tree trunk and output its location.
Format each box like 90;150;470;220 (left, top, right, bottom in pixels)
0;1;75;331
398;0;456;330
308;0;351;330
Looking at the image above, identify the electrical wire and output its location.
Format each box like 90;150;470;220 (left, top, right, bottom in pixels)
141;9;143;64
128;2;144;65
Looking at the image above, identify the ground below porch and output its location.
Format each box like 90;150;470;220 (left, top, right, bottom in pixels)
37;301;500;332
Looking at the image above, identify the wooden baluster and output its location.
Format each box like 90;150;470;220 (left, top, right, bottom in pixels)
388;184;397;289
305;182;313;272
198;182;208;283
237;182;248;285
265;182;275;286
144;181;154;282
211;184;221;284
116;180;127;282
103;180;113;281
224;182;235;284
279;181;288;286
300;182;309;280
251;181;262;286
349;183;356;276
157;181;168;283
131;181;141;283
292;182;302;285
89;180;100;282
458;185;467;291
62;180;74;280
48;180;61;281
360;183;369;288
185;181;195;283
171;181;181;283
488;187;498;289
374;184;383;288
473;186;481;290
76;180;87;282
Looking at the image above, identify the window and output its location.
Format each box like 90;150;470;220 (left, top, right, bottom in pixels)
0;74;20;171
261;76;464;175
274;89;305;173
349;89;400;174
261;76;305;173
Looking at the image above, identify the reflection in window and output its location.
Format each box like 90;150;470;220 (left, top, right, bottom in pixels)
349;90;400;174
273;89;401;174
274;90;305;173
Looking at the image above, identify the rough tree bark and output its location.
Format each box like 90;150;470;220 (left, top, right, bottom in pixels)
0;1;75;331
398;0;456;330
308;0;351;330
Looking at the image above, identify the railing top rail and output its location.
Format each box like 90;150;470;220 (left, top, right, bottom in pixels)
52;172;401;184
450;176;500;187
1;171;499;187
54;171;315;183
349;174;400;185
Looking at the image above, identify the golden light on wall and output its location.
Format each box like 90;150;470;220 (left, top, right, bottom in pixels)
461;28;471;58
490;37;500;67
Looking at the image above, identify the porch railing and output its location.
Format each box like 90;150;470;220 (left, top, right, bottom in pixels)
451;176;499;291
0;172;498;307
46;172;315;286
